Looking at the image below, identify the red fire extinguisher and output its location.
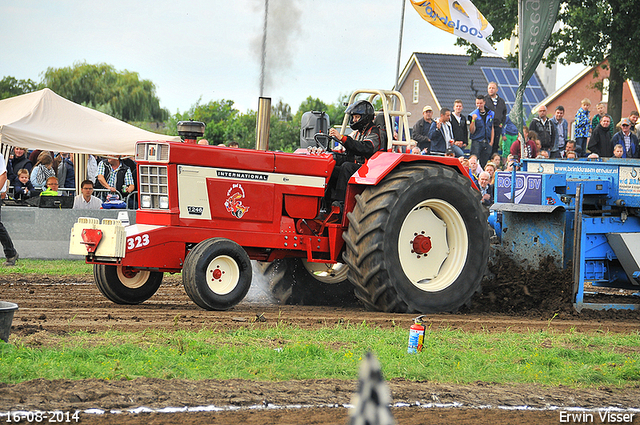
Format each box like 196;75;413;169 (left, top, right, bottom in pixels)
407;315;426;354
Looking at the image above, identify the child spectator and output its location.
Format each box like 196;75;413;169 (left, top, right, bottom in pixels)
574;99;591;156
566;151;577;159
13;169;35;200
613;144;624;158
7;147;32;186
591;101;613;136
40;176;59;196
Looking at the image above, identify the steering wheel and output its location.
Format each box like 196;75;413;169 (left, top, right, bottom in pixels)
313;133;342;150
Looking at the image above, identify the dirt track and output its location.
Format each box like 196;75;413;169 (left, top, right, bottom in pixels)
1;270;640;424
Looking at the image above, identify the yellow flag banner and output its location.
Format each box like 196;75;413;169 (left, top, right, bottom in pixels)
410;0;501;56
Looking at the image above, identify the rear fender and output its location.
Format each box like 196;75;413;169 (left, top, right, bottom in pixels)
343;152;473;228
348;152;472;186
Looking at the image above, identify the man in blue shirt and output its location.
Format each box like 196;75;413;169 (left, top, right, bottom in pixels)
469;95;495;168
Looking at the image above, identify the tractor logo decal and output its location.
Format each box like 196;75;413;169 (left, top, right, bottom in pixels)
224;183;250;219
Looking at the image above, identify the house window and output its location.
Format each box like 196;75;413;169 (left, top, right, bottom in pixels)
413;80;419;103
602;78;609;103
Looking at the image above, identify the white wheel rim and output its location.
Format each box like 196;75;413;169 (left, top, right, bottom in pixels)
398;199;468;292
206;255;240;295
117;267;151;289
302;261;349;284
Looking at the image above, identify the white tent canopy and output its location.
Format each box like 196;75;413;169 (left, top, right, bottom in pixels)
0;88;180;156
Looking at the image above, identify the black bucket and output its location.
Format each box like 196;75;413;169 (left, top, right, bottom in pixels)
0;301;18;343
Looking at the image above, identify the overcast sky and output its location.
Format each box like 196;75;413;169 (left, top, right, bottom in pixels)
1;0;584;115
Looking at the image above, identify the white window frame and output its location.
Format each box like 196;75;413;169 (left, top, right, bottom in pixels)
412;80;419;104
602;78;610;103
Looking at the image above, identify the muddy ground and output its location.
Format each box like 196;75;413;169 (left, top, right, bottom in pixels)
1;258;639;424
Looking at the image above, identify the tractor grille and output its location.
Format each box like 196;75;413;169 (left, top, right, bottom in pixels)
139;165;169;209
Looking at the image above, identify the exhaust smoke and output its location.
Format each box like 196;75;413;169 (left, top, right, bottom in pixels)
253;0;302;97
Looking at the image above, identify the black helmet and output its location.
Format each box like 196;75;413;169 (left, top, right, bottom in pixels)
345;100;374;131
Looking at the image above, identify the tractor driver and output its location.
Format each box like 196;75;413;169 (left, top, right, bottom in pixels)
325;100;381;212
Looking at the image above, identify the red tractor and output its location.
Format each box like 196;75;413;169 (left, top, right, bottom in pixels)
69;89;489;313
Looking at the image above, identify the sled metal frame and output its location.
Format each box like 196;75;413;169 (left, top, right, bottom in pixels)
573;184;640;312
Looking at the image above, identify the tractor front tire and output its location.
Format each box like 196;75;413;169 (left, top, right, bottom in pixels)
183;238;252;310
343;163;489;313
94;264;163;305
258;258;358;306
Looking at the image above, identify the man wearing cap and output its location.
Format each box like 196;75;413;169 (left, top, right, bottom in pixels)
412;105;434;152
611;118;639;158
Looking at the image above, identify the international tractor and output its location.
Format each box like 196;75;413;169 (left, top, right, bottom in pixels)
69;89;489;314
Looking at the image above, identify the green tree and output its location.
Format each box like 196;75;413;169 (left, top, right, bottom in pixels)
269;119;298;152
547;0;640;124
456;0;640;124
173;99;239;145
41;62;168;122
293;95;350;129
0;76;38;100
293;96;330;125
225;111;256;148
272;100;293;122
326;94;350;127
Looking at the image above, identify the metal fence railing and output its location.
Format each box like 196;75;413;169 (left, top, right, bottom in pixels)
3;186;138;210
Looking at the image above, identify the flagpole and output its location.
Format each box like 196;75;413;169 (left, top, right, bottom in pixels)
518;0;525;164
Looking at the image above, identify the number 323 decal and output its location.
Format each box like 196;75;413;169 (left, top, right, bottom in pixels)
127;234;150;250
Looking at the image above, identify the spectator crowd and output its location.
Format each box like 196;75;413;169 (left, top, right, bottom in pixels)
1;149;139;211
406;82;640;207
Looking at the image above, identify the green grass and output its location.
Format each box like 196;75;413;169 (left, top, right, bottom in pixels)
0;260;92;275
1;324;639;387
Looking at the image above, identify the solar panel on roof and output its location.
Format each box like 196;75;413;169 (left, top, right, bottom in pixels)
505;70;518;85
481;67;546;115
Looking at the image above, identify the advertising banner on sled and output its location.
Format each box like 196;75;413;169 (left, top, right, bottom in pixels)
410;0;501;56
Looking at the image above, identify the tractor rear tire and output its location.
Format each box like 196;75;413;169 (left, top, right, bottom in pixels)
343;163;489;313
183;238;252;310
93;264;163;305
258;258;358;306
